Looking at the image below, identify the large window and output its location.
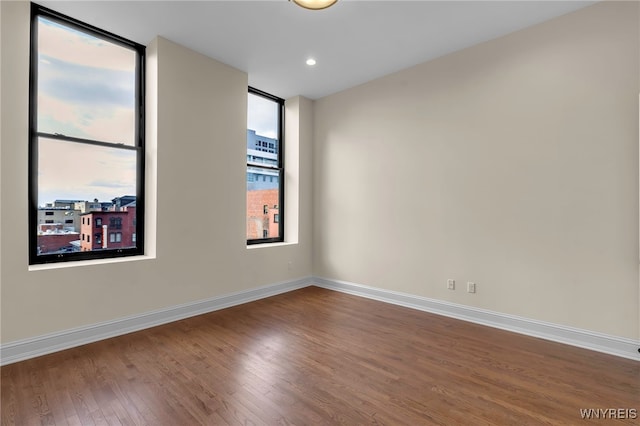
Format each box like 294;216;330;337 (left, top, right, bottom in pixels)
29;4;145;264
247;88;284;244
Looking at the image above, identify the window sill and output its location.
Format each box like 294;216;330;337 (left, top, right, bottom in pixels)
28;254;156;272
246;241;298;250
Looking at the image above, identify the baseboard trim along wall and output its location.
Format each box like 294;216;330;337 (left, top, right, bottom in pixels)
0;277;313;366
2;276;638;365
313;277;640;361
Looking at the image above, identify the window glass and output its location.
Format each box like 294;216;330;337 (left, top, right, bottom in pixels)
246;90;283;243
30;5;144;264
37;17;137;146
37;138;137;207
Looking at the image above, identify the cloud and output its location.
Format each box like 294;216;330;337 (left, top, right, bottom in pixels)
248;93;279;139
88;180;133;189
39;54;135;108
37;17;137;145
38;17;135;72
38;138;137;205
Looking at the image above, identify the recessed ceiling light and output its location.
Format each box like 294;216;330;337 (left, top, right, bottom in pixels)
306;58;317;66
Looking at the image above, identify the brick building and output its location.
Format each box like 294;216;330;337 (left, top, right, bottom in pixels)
36;223;79;254
79;206;137;252
246;189;279;240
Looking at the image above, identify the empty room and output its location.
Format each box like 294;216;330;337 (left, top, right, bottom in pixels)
1;0;638;424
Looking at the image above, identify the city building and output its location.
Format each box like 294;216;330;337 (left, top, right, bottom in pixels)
74;199;104;213
247;129;281;239
79;206;136;252
36;223;79;254
247;129;279;191
112;195;137;210
50;199;83;209
37;207;80;233
246;189;279;240
38;197;137;253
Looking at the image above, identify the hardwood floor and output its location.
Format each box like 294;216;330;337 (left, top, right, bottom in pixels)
1;286;638;425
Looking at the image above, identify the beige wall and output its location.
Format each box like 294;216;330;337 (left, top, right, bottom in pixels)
313;1;639;340
0;2;313;343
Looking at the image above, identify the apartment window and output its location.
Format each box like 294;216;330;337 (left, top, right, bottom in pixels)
247;88;284;244
110;217;123;230
45;211;53;216
95;218;102;227
109;232;122;243
65;219;73;224
29;4;145;264
95;234;102;244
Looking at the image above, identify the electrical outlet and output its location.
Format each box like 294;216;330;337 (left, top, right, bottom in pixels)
467;282;476;293
447;279;455;290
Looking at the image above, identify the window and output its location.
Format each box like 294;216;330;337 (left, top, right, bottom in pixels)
109;217;123;230
29;4;145;264
65;219;73;224
45;211;53;216
95;218;102;227
95;234;102;244
109;232;122;243
247;88;284;244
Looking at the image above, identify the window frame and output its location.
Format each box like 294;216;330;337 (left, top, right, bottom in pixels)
28;3;146;264
246;87;284;245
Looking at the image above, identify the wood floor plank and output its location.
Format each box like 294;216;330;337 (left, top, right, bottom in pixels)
2;286;638;425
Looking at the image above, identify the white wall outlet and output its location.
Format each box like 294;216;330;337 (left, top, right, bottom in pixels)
467;282;476;293
447;279;455;290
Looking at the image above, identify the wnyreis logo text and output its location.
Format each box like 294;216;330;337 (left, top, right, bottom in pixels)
579;408;637;420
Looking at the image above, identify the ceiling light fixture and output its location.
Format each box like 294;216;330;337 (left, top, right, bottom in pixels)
306;58;317;66
291;0;338;10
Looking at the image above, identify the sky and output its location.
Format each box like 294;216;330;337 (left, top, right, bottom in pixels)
247;92;278;140
37;17;137;206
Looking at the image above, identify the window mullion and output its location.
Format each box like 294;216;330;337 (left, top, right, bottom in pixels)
36;132;140;151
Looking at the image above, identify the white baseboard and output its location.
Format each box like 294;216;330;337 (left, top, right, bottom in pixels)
313;277;640;361
3;275;638;365
0;277;313;366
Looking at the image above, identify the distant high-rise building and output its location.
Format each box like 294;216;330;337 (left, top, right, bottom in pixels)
247;129;279;191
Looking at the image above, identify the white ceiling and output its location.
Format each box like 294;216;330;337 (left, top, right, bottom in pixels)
38;0;595;100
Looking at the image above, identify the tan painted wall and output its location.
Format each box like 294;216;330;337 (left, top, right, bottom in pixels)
313;1;639;339
0;2;313;343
